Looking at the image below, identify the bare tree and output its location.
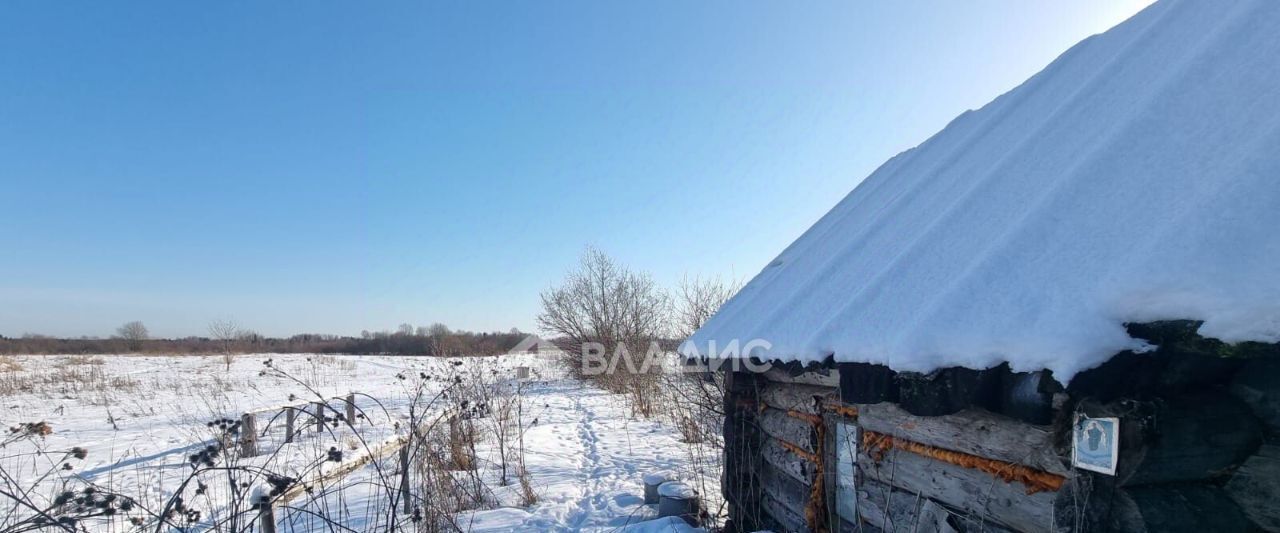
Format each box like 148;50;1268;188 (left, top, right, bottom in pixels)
665;274;741;426
666;274;740;525
674;274;742;340
208;319;241;353
209;319;249;370
397;323;415;336
537;247;670;414
427;323;451;337
115;321;149;351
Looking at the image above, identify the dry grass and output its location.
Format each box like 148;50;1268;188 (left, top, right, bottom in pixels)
1;356;25;372
0;355;139;403
55;355;105;367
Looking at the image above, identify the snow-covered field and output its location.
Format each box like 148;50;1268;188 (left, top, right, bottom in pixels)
0;354;718;532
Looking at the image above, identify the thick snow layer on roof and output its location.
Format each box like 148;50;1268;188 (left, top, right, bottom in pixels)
685;0;1280;382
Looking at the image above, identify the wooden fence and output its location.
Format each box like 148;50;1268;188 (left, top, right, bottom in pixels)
239;393;451;533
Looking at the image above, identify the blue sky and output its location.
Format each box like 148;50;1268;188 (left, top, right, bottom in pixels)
1;1;1153;338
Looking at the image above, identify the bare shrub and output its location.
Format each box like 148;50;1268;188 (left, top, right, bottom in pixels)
537;247;669;415
462;367;531;487
673;274;742;339
664;274;740;525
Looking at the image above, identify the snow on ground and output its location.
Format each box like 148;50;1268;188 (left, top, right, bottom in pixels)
0;353;717;532
458;381;716;531
687;0;1280;382
282;366;720;532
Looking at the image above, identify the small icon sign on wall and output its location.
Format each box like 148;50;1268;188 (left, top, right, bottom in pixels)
1072;414;1119;475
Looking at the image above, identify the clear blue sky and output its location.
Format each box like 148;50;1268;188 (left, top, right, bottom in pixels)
1;1;1153;339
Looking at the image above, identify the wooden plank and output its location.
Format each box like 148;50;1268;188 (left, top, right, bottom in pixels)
1115;393;1262;486
284;407;296;444
764;366;840;388
761;435;816;487
858;444;1055;532
758;408;818;454
240;413;258;457
1124;485;1252;532
400;437;413;514
760;487;810;533
1225;444;1280;531
277;433;410;504
855;478;977;533
1230;357;1280;435
758;459;813;525
837;362;898;405
313;401;325;433
759;381;835;415
855;402;1068;476
258;504;277;533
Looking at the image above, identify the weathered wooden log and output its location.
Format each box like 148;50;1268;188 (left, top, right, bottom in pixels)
761;434;816;486
758;408;818;454
838;362;898;404
855;478;971;533
1225;444;1280;531
1079;393;1262;486
998;369;1059;425
759;487;809;533
284;407;296;444
759;381;834;414
723;369;764;532
1072;323;1268;401
1123;321;1255;394
895;367;1001;417
1067;351;1159;402
1056;478;1257;532
1121;485;1253;532
313;401;325;433
857;441;1055;532
258;502;277;533
447;414;476;470
1230;357;1280;437
765;366;840;388
1051;472;1133;533
757;458;812;524
855;402;1068;476
1126;320;1280;360
240;413;258;457
399;435;412;514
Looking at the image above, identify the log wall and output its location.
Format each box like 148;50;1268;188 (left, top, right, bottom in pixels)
723;347;1280;533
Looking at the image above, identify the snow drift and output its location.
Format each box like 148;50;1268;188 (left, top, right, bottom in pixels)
685;0;1280;381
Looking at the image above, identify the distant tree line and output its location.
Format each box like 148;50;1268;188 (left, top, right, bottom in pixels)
0;321;531;356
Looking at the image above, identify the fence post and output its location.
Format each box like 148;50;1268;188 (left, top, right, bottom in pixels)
346;393;356;425
259;502;277;533
240;413;257;457
400;433;412;514
284;407;296;444
314;401;326;433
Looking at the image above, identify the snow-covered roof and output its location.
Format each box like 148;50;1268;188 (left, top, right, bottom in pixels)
685;0;1280;382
